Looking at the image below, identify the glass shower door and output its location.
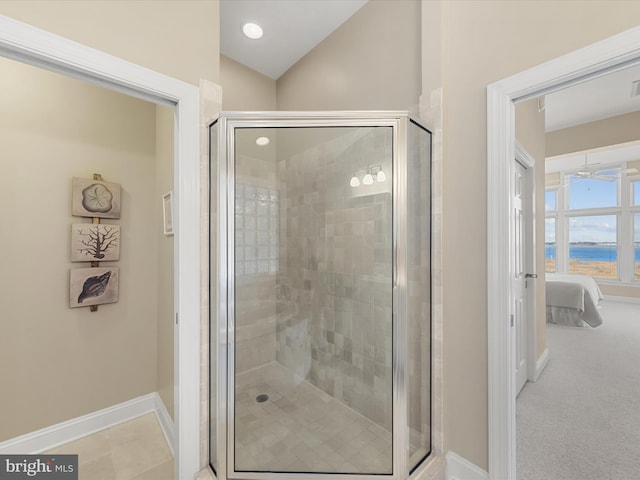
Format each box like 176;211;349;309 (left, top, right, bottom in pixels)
229;124;395;476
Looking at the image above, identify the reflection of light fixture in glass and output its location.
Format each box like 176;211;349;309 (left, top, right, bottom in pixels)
351;165;386;188
256;136;269;146
243;23;263;39
362;173;374;185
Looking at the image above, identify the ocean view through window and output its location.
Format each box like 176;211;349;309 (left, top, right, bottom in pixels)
568;215;617;278
545;158;640;283
545;218;556;273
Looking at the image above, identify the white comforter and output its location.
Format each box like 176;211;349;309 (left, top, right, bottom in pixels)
545;273;604;327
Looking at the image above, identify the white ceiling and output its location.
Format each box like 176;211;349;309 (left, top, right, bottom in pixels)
220;0;368;79
545;64;640;131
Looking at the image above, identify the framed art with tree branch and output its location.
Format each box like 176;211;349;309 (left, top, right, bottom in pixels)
71;223;120;262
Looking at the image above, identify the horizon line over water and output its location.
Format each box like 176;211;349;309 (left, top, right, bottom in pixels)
545;244;640;262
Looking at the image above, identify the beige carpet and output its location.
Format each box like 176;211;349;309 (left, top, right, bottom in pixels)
517;300;640;480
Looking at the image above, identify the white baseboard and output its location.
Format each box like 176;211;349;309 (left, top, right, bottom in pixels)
0;392;174;456
153;393;175;456
445;451;488;480
533;347;550;382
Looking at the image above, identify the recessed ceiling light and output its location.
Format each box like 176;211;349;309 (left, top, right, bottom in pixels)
243;23;263;40
256;136;269;146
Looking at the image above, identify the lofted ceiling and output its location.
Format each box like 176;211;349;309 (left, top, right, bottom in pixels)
220;0;368;79
220;0;640;131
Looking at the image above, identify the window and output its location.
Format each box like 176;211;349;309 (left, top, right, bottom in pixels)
546;155;640;283
545;218;556;273
567;215;617;279
568;173;618;210
235;184;279;275
635;213;640;280
545;189;557;212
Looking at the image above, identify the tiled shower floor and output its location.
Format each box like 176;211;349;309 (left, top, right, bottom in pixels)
234;362;393;474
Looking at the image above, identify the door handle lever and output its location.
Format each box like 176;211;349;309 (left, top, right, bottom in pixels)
525;273;538;278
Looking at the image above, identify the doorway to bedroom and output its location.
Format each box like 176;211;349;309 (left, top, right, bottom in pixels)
513;62;640;480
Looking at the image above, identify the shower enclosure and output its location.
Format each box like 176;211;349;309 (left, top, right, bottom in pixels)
210;112;432;480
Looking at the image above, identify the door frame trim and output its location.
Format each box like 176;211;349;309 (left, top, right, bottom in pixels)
0;15;201;479
487;26;640;480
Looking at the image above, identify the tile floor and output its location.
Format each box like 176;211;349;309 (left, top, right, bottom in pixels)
234;362;393;474
45;413;173;480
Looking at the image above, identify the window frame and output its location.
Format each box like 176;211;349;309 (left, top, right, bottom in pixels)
632;178;640;207
545;161;639;284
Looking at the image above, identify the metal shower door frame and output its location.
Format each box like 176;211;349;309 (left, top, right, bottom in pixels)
216;111;418;480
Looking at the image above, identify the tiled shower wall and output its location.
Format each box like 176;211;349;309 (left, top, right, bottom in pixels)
275;128;395;430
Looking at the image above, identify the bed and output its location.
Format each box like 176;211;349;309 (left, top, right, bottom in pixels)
545;273;604;327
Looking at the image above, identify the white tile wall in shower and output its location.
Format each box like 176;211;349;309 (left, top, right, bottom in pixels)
275;127;395;431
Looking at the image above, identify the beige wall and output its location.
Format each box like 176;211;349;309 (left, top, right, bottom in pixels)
156;105;175;419
547;111;640;157
0;58;159;441
421;0;443;102
0;0;219;86
516;99;548;359
220;55;276;111
600;283;640;297
440;0;640;469
276;0;421;112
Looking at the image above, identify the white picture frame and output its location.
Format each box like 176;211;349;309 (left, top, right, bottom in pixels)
162;191;174;236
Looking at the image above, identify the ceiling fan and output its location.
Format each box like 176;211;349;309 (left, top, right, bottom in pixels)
566;155;638;184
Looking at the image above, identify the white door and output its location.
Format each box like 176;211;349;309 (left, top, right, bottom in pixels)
513;160;530;395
